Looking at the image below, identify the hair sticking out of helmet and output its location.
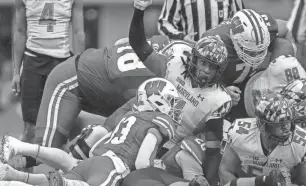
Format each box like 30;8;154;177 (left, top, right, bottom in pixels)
136;77;186;124
186;35;228;88
255;92;296;145
230;9;270;67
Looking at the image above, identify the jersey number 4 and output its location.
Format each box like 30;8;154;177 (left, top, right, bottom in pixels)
39;3;56;32
106;116;137;145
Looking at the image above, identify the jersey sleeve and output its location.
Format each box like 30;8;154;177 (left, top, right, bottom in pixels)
152;114;176;140
227;118;257;146
180;135;205;165
143;50;169;78
208;90;232;121
258;11;278;43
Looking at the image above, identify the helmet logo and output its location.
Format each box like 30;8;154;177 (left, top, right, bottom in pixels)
231;16;244;35
144;80;167;97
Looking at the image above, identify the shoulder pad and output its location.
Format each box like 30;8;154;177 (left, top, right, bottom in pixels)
152;114;176;140
228;118;257;143
149;35;170;52
211;98;232;119
180;135;205;165
266;55;306;90
257;12;278;42
161;41;192;58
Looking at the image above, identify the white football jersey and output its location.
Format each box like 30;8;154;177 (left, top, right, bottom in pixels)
162;41;232;147
244;55;306;117
23;0;73;58
228;118;306;176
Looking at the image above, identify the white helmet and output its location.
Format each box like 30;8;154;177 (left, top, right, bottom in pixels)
230;9;270;67
136;78;186;124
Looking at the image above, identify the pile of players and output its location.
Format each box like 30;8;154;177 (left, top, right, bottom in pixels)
1;0;306;186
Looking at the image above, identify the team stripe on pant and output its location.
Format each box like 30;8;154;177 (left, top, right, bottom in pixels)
100;169;122;186
42;75;78;147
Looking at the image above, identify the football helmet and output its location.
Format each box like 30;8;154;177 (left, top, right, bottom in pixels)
136;77;186;124
187;35;228;88
255;92;296;145
230;9;270;67
281;78;306;126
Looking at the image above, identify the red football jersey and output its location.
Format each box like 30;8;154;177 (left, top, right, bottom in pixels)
91;111;176;170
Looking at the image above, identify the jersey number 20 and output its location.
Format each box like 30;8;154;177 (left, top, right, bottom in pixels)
39;3;56;32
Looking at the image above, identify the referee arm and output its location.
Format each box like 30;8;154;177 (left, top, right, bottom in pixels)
158;0;185;40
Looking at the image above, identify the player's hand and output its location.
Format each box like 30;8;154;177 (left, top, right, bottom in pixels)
183;32;197;45
225;86;241;106
12;73;21;96
266;167;292;186
134;0;152;10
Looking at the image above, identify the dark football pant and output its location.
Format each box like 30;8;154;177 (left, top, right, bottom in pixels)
21;49;69;124
121;167;188;186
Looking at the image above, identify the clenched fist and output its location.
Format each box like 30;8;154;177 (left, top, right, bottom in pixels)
134;0;152;10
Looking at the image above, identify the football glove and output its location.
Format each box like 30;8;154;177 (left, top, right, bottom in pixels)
134;0;152;10
267;167;292;186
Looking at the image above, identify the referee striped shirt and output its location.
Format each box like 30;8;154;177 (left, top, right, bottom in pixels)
287;0;306;43
158;0;245;41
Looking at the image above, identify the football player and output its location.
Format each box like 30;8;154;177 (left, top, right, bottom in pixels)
244;55;306;117
0;78;185;186
158;119;230;180
13;0;85;144
202;8;296;122
130;1;232;185
219;92;306;186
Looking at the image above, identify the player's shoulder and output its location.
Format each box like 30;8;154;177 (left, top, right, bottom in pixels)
79;48;105;62
228;118;258;145
148;35;170;52
138;111;176;140
291;126;306;151
180;135;205;165
161;40;192;58
256;11;278;41
208;85;232;117
268;55;306;79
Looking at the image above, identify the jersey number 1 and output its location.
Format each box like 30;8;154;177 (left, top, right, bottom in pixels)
39;3;56;32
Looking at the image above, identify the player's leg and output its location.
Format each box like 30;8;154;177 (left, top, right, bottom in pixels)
121;167;195;186
48;156;125;186
20;54;46;143
34;55;82;149
0;181;33;186
0;162;48;185
1;136;78;173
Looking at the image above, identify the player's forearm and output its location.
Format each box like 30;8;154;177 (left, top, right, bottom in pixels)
224;176;275;186
73;30;85;54
219;166;237;186
13;31;26;74
129;8;153;62
135;133;158;169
